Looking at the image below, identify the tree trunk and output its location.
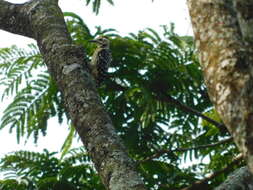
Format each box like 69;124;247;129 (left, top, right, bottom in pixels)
0;0;146;189
215;166;253;190
187;0;253;173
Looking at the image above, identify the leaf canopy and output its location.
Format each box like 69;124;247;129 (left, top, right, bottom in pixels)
0;14;242;189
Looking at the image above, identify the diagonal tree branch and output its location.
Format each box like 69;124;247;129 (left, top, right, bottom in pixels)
157;94;227;132
110;81;226;131
181;154;243;190
138;137;233;163
0;0;146;189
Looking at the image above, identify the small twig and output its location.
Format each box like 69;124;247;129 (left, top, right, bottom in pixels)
156;95;227;132
109;81;226;132
180;154;243;190
138;137;233;163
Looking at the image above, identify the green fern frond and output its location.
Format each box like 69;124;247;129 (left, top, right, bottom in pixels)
63;147;90;165
93;26;118;38
84;0;114;14
0;72;59;143
93;0;101;14
142;28;162;44
0;44;66;143
64;12;92;37
0;148;103;189
60;124;76;160
0;44;42;100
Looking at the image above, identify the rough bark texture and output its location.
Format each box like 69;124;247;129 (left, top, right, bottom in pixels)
215;166;253;190
0;0;146;189
187;0;253;173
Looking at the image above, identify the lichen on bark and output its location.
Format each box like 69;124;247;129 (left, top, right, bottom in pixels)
187;0;253;173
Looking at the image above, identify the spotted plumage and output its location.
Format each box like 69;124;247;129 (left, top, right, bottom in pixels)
89;36;112;86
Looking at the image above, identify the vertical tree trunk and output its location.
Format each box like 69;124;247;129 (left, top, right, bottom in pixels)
0;0;146;189
187;0;253;173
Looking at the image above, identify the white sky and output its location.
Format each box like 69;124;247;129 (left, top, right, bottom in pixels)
0;0;192;158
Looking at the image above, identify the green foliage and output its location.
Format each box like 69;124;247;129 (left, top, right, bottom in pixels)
84;0;114;15
0;14;242;189
0;45;65;143
0;149;104;190
64;12;119;52
202;109;223;136
0;44;41;100
60;124;76;159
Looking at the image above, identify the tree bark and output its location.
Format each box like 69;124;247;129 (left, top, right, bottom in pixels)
215;166;253;190
0;0;146;189
187;0;253;173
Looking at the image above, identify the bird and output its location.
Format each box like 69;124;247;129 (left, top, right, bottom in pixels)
89;36;112;86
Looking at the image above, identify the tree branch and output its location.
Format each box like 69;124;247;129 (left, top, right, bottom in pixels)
110;81;226;131
0;0;146;189
0;1;33;38
157;95;227;132
138;137;233;163
181;154;243;190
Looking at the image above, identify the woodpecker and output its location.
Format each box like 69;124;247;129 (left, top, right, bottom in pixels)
89;36;112;86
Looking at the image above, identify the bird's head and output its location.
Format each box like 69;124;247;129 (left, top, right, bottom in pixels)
89;36;110;48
